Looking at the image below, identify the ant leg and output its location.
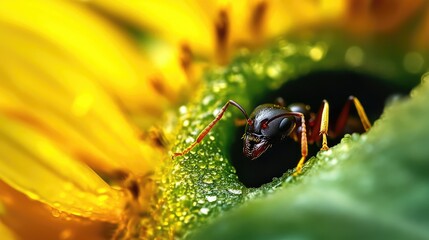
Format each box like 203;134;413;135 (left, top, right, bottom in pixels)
285;112;308;175
333;96;371;137
309;100;330;150
262;111;308;175
320;100;330;150
173;100;249;158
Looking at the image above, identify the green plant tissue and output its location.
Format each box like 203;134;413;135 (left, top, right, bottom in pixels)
188;75;429;240
153;34;429;239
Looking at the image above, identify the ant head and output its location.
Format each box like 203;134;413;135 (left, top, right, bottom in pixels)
242;104;296;159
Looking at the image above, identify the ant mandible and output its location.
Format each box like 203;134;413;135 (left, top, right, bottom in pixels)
173;96;371;175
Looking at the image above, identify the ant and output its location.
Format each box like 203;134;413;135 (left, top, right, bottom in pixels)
173;96;371;175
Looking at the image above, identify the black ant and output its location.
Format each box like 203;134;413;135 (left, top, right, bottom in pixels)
173;96;371;175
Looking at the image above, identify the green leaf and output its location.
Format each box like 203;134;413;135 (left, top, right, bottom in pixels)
187;75;429;239
151;33;429;239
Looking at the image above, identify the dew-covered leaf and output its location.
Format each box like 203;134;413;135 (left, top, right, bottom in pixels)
152;34;429;239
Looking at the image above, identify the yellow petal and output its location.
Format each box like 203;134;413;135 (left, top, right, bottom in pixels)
0;181;111;240
0;222;15;240
0;24;159;175
83;0;216;58
228;0;345;44
0;0;179;123
0;114;125;222
0;201;14;240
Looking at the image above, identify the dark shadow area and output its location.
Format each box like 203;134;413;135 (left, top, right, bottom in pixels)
231;70;413;187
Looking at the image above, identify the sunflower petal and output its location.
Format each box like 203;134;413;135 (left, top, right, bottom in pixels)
1;199;15;240
0;222;15;240
0;114;125;222
84;0;216;57
1;181;112;240
0;23;159;175
242;0;345;41
0;0;180;122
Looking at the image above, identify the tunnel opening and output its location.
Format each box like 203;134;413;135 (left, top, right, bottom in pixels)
230;70;414;188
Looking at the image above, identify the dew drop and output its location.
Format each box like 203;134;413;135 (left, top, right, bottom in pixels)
200;207;210;215
308;43;326;61
206;196;217;202
251;63;264;76
228;73;245;86
183;120;190;127
212;81;227;93
266;61;283;79
345;46;364;67
97;194;109;202
279;41;297;56
403;51;424;74
203;177;213;184
329;158;338;166
185;137;195;144
184;215;193;224
285;175;294;183
227;189;242;195
202;95;214;106
179;106;187;114
51;208;61;218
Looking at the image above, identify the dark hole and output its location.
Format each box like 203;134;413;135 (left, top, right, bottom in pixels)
231;70;413;188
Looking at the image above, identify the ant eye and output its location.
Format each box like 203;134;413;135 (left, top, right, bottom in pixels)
261;120;269;129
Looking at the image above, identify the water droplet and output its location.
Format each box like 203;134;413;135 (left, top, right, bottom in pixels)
185;137;195;144
206;196;217;202
96;188;108;194
202;95;214;106
266;61;284;79
251;63;264;76
285;175;294;183
227;73;245;86
212;81;227;93
184;215;193;223
97;194;109;202
183;120;190;127
329;158;338;166
228;189;242;195
345;46;364;67
200;207;210;215
403;51;424;74
308;43;327;61
179;106;187;114
51;208;61;218
203;177;213;184
279;41;297;56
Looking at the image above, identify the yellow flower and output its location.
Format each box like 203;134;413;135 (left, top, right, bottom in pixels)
0;0;427;239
